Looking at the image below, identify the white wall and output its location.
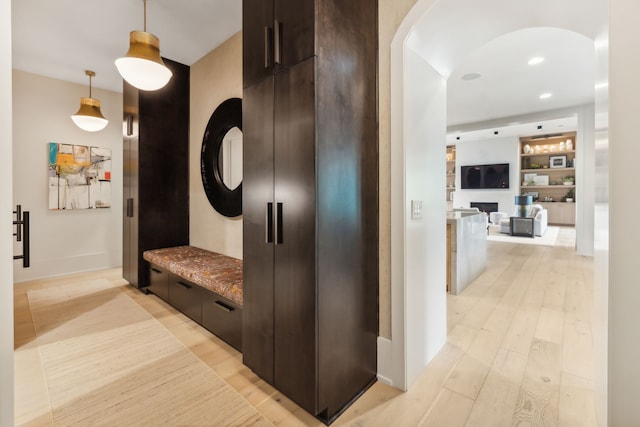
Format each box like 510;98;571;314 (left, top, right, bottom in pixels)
189;32;243;259
608;0;640;424
12;70;123;282
0;0;14;423
382;43;447;390
452;136;519;213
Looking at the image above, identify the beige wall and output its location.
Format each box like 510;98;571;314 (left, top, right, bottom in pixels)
378;0;418;338
189;32;243;259
12;70;123;282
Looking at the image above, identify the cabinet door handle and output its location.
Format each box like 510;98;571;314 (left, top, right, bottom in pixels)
266;202;274;243
214;300;235;312
177;281;192;290
274;19;282;65
126;198;134;217
264;26;273;68
126;114;133;136
151;267;162;274
275;202;283;245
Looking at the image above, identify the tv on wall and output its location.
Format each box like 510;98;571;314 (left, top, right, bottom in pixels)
460;163;510;189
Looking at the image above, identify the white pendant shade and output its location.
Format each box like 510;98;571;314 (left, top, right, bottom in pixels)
71;114;109;132
116;29;173;91
115;56;172;91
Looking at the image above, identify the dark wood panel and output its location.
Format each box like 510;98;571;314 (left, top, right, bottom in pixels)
148;264;169;302
315;0;379;419
273;58;318;414
242;0;274;87
133;58;190;287
274;0;315;71
202;290;243;351
242;77;276;384
168;275;202;324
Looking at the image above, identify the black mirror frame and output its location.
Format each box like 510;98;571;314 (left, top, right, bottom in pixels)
201;98;242;217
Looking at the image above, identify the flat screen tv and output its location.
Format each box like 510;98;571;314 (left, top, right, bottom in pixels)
460;163;510;189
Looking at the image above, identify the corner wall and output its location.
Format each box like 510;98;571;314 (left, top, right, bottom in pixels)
12;70;123;282
189;32;243;259
1;0;14;422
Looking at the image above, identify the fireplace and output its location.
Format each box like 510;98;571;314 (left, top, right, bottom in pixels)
470;202;498;214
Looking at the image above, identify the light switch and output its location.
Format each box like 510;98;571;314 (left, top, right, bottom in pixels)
411;200;423;219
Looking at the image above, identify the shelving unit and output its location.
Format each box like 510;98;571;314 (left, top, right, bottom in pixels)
446;145;456;209
519;133;576;225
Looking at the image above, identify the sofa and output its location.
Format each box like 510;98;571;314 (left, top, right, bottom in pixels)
499;204;548;236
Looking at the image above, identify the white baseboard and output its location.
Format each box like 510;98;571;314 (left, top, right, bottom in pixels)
377;336;395;387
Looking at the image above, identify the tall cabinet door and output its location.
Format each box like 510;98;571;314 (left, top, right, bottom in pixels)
242;76;276;383
273;57;318;413
273;0;315;70
242;0;315;88
242;0;274;87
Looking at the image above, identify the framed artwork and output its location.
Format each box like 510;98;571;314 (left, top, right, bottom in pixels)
549;155;567;168
48;142;111;210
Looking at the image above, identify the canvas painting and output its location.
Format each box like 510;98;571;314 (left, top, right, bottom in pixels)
48;142;111;210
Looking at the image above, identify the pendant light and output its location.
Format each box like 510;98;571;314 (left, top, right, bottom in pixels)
71;70;109;132
115;0;172;91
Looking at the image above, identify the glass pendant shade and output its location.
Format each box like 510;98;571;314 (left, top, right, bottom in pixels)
71;70;109;132
71;97;109;132
115;31;172;91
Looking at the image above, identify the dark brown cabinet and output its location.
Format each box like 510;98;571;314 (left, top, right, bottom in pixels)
168;274;202;323
148;265;169;302
122;58;190;289
242;0;314;88
242;1;378;423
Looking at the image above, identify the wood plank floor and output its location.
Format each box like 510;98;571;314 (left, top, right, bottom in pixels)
14;238;596;426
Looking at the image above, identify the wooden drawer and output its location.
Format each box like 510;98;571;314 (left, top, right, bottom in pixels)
202;289;242;351
168;274;202;324
148;264;169;302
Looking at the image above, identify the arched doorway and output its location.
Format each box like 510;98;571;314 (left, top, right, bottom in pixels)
381;0;608;395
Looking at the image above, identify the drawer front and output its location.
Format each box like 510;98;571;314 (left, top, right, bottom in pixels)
168;274;202;324
148;264;169;302
202;290;242;351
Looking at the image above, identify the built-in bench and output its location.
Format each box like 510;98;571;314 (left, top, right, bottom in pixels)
143;246;243;351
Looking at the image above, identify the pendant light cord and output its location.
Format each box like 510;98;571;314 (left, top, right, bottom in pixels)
143;0;147;32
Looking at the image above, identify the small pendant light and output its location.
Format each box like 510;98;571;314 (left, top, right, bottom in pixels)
115;0;172;91
71;70;109;132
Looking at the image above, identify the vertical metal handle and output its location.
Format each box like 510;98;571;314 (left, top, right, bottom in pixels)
22;211;30;268
274;19;282;65
275;202;283;245
265;202;273;243
264;26;272;68
126;114;133;136
127;198;134;217
13;204;22;242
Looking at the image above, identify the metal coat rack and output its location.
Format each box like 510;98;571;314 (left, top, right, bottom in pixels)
13;205;30;268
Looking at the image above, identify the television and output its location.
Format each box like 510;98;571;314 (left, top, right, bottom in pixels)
460;163;510;189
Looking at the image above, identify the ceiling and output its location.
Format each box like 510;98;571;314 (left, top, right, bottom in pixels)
12;1;598;137
12;0;242;93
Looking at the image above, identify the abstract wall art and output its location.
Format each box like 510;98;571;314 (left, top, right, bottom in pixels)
48;142;111;210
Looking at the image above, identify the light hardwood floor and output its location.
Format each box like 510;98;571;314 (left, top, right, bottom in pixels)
14;238;596;426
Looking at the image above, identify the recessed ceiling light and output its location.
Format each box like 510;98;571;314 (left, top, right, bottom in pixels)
539;93;552;99
528;57;545;65
461;73;481;81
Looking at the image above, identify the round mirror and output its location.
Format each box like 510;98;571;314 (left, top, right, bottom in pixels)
201;98;242;217
217;126;243;191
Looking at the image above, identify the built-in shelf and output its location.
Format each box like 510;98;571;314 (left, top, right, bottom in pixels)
521;167;575;173
520;133;577;225
446;145;456;204
521;185;575;189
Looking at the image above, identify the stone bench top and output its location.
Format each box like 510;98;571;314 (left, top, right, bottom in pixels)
143;246;243;305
